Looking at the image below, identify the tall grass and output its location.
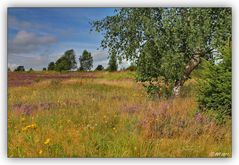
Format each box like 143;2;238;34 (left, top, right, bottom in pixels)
8;72;231;157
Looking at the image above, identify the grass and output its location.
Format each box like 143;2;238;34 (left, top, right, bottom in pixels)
8;71;231;157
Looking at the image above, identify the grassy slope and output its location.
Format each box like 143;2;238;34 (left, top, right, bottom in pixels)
8;71;231;157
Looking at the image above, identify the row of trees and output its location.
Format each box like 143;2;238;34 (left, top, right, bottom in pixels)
47;49;118;72
10;49;118;72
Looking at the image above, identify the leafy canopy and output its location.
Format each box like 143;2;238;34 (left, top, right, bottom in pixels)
55;49;77;71
92;8;231;97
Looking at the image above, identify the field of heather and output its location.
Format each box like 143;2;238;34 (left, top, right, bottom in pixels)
7;71;231;157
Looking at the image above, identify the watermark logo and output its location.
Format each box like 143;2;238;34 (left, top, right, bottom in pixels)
209;152;230;157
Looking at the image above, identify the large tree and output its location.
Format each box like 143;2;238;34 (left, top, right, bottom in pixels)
79;50;93;71
55;49;77;71
92;8;231;97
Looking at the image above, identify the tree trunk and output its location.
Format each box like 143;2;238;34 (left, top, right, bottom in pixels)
173;53;201;97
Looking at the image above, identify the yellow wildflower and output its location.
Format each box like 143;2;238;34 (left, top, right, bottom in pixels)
39;150;43;155
22;123;37;131
44;138;50;145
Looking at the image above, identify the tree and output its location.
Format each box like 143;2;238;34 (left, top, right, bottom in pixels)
95;65;104;71
29;68;34;72
107;52;118;71
79;50;93;71
197;41;231;119
8;67;11;72
92;8;231;97
55;49;77;71
42;68;47;71
14;66;25;72
48;62;55;71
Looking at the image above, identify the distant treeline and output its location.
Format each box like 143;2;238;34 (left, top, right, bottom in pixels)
9;49;136;72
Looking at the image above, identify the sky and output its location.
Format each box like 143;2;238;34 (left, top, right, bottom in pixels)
7;8;130;70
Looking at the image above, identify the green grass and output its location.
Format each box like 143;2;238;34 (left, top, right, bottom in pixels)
8;71;231;157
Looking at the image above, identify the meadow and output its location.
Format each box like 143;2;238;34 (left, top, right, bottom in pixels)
7;71;231;157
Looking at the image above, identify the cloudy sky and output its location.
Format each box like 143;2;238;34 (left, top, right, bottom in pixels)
7;8;130;70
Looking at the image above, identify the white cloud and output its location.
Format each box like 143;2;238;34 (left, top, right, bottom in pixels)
8;16;48;31
8;30;57;54
13;31;57;46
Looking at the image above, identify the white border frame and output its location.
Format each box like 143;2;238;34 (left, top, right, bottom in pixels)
1;0;238;164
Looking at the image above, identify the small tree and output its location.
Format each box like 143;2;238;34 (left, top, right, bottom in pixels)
55;49;77;71
42;68;47;71
95;65;104;71
48;62;55;71
8;67;11;72
107;53;118;71
79;50;93;71
14;66;25;72
29;68;34;72
197;42;231;120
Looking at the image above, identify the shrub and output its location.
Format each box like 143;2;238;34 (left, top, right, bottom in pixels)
28;68;34;72
197;43;231;120
95;65;104;71
14;66;25;72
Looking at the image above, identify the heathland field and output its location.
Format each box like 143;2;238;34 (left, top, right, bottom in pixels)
8;71;231;157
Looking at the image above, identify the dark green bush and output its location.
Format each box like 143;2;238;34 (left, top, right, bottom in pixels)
197;43;231;119
95;65;104;71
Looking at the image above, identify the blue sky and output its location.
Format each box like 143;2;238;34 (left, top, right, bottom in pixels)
7;8;130;70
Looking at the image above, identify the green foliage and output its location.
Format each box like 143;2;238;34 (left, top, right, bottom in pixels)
92;8;232;97
107;53;118;72
197;43;231;119
48;62;55;71
42;68;47;71
79;50;93;71
95;65;104;71
55;49;77;71
14;66;25;72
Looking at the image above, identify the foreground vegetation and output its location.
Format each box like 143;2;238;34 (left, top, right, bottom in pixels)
8;71;231;157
